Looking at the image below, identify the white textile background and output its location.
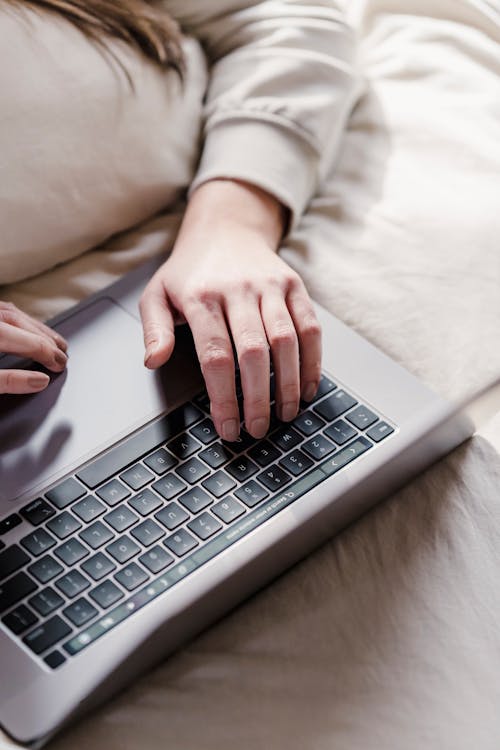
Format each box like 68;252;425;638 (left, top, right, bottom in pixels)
2;1;500;748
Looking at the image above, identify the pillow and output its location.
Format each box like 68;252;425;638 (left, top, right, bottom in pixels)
0;5;207;284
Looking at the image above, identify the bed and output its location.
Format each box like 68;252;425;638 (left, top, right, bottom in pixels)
2;1;500;747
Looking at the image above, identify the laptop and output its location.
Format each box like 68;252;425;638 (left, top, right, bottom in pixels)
0;258;497;747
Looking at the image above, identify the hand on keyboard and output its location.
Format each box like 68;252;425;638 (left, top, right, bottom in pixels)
0;301;68;394
139;179;322;442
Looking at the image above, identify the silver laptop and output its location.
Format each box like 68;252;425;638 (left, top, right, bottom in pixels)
0;259;496;747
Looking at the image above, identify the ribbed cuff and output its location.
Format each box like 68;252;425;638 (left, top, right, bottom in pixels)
189;117;319;232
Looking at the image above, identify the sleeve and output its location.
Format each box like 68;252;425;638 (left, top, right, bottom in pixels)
165;0;360;229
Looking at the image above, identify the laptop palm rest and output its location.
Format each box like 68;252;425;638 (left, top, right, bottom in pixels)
0;296;201;503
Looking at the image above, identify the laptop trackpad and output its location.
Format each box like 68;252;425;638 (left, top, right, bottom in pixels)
0;297;200;503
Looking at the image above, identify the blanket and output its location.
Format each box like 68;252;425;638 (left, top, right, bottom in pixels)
2;1;500;748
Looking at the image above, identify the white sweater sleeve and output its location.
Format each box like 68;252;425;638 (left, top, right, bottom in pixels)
165;0;360;228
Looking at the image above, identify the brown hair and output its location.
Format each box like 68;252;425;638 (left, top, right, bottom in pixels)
6;0;184;76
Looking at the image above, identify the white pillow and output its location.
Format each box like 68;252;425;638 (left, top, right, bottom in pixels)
0;5;207;284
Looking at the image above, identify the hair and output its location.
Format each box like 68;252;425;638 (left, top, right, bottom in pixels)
5;0;184;77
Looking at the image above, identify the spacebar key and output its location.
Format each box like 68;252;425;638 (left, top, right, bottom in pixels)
77;403;203;489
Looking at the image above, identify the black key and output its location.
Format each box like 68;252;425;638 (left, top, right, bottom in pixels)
2;604;38;635
106;535;141;564
79;521;114;550
199;442;233;469
139;546;174;574
324;419;357;446
346;405;378;431
257;465;292;492
279;450;314;477
212;497;246;523
143;448;177;476
46;511;82;540
81;552;116;582
187;512;222;541
223;431;256;454
366;422;394;442
0;513;22;536
54;538;89;566
202;471;237;499
114;562;149;591
307;374;336;403
292;410;325;437
128;488;162;517
63;597;98;627
152;474;187;501
89;580;123;609
164;529;198;557
21;529;56;557
314;389;357;422
55;571;90;599
23;615;72;654
176;458;211;485
44;650;67;669
270;426;302;452
72;495;106;523
46;477;87;510
77;403;202;489
28;555;64;584
319;436;372;477
302;435;335;460
104;505;139;533
0;572;37;614
248;441;281;468
226;457;259;483
96;479;130;507
20;498;55;526
177;488;212;515
155;502;189;531
168;433;201;460
234;481;269;508
130;519;164;547
190;418;218;445
0;545;30;581
29;587;64;617
120;463;155;491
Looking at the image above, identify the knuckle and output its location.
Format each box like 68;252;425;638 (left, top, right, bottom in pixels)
210;396;237;412
1;371;15;392
269;324;297;350
238;336;268;365
278;382;300;403
0;301;16;312
299;314;322;339
199;342;233;373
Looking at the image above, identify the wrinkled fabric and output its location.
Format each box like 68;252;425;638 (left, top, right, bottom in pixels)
2;1;500;749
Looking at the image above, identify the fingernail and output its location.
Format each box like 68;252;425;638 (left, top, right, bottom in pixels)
221;419;239;442
144;343;158;368
54;350;67;368
249;417;268;439
28;374;50;390
302;382;318;403
280;402;297;422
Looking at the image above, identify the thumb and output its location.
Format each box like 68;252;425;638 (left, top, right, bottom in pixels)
139;281;176;369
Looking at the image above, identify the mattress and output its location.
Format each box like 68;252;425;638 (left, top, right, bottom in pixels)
2;1;500;747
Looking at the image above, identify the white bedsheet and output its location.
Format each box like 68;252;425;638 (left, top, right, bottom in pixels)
2;1;500;748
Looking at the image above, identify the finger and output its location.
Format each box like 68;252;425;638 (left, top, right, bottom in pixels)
287;287;322;402
0;322;67;372
0;303;67;352
225;295;270;438
184;299;239;442
261;294;300;422
0;369;50;395
139;277;176;369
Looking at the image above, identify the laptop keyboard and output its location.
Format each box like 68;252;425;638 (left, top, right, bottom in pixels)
0;372;394;670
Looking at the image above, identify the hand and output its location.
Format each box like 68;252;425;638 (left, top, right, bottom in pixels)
139;179;322;442
0;302;68;394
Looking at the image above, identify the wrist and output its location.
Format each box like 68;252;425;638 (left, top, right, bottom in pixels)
181;179;289;250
